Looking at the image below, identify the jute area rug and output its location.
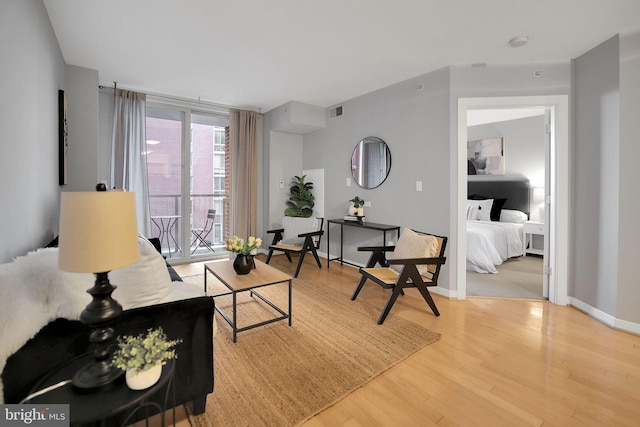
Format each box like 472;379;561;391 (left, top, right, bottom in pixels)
181;274;440;427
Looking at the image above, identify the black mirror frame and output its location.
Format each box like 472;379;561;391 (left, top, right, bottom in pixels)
350;136;392;189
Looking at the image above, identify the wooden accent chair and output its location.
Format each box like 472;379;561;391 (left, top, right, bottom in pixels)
265;217;324;278
351;228;447;324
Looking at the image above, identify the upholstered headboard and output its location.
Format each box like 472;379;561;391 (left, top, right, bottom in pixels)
467;175;530;217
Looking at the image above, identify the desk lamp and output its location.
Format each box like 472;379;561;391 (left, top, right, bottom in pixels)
58;184;139;391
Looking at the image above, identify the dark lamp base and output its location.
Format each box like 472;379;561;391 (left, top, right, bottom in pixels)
74;270;124;392
72;361;123;392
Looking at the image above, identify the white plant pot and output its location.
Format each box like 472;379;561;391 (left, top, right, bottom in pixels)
348;204;364;216
125;363;162;390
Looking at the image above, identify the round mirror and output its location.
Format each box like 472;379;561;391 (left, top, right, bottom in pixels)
351;137;392;189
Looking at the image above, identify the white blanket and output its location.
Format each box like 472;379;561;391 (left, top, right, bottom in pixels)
467;221;524;274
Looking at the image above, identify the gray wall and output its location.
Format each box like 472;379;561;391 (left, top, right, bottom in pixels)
617;31;640;323
267;131;303;229
572;36;620;316
64;65;100;192
0;0;65;263
467;115;546;187
302;69;452;285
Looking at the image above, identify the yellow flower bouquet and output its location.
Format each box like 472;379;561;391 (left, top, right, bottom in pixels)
225;235;262;255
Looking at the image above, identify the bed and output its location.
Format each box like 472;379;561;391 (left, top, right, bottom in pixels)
467;175;530;273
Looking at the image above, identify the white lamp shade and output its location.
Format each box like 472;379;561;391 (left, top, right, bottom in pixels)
532;187;545;205
58;191;139;273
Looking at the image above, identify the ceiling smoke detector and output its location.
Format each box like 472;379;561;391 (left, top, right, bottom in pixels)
509;36;529;48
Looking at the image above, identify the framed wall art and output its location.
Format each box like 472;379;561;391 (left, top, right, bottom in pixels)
59;89;68;185
467;137;505;175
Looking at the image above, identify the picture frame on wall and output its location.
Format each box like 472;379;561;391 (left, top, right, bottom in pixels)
59;89;68;185
467;137;505;175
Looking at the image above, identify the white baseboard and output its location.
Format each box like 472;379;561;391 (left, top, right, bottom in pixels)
569;297;640;335
431;286;457;298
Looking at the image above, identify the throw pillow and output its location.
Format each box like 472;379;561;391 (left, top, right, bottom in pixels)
388;228;440;277
281;217;318;245
468;194;507;221
109;236;174;309
467;199;493;222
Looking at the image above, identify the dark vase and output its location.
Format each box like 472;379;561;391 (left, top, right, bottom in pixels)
233;254;254;275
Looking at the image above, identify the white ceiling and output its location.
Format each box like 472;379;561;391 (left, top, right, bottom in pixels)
43;0;640;113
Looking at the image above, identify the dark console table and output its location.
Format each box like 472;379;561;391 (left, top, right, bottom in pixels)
27;353;175;426
327;219;401;268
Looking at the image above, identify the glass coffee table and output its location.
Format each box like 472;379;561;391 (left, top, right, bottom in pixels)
204;259;292;342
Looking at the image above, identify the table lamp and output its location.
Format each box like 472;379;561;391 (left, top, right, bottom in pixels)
532;187;545;221
58;184;139;391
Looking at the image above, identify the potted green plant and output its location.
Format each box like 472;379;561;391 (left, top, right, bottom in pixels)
285;175;315;218
348;196;365;216
111;327;182;390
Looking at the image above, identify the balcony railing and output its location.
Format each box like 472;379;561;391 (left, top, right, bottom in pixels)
149;193;226;258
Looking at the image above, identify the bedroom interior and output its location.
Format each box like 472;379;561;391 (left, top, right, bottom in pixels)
465;108;547;300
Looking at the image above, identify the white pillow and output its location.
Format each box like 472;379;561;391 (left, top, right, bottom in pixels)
109;236;174;309
499;209;528;223
467;199;493;221
281;217;319;245
388;228;440;277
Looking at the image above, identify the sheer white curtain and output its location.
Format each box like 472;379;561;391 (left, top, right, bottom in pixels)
229;110;258;238
111;88;150;236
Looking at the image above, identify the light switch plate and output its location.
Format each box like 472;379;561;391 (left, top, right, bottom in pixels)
416;181;423;191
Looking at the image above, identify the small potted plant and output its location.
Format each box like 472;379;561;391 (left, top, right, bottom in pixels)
111;327;182;390
348;196;365;216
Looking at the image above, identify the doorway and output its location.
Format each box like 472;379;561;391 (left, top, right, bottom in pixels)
465;107;547;299
454;96;570;305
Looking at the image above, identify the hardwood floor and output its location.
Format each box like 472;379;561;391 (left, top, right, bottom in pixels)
168;254;640;427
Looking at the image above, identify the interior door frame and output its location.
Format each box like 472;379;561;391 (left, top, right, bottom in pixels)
453;95;569;305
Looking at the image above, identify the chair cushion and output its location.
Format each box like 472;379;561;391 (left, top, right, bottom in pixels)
388;228;440;276
281;217;319;245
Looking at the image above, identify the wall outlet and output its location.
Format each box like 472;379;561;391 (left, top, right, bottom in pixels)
416;180;423;191
364;201;371;207
346;177;351;187
279;180;284;189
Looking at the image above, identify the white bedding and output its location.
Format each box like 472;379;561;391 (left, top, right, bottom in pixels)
467;220;524;274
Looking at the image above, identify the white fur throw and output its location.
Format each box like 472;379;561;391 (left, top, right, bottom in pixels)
0;236;198;403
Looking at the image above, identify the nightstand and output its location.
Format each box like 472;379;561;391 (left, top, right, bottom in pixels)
525;221;545;256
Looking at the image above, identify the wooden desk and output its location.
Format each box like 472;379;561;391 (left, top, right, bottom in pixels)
327;219;400;268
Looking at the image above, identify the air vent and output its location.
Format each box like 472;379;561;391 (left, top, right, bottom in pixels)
330;105;343;118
